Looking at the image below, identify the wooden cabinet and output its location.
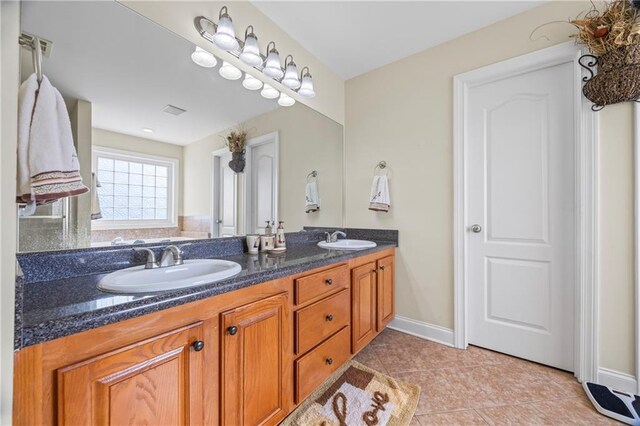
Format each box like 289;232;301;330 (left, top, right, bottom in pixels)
351;261;378;353
376;255;395;331
57;322;205;425
220;293;289;426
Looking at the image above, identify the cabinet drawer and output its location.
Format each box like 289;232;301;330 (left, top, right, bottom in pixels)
295;289;350;355
295;326;351;403
295;265;348;306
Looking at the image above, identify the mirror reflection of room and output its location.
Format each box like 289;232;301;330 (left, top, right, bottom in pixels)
17;1;343;253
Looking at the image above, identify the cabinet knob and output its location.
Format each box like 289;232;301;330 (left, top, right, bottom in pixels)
192;340;205;351
325;278;333;285
326;357;333;365
227;326;238;336
372;269;377;274
380;265;385;271
326;314;334;322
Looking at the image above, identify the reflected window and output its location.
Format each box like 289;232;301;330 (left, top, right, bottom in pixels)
92;147;178;229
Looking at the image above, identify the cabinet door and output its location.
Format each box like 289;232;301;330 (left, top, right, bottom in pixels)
57;322;205;426
377;255;395;331
351;262;377;353
221;293;288;426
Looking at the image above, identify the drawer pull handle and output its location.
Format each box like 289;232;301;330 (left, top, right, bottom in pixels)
227;326;238;336
326;314;334;322
325;278;333;285
380;265;385;271
192;340;205;351
326;357;333;365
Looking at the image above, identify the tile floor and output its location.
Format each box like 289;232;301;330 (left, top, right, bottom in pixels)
353;329;620;425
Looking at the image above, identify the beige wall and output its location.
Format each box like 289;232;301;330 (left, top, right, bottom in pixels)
183;103;343;231
345;1;635;375
121;0;345;125
92;128;185;216
0;1;19;422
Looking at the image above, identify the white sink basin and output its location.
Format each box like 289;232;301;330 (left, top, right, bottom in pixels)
318;239;377;251
97;259;242;293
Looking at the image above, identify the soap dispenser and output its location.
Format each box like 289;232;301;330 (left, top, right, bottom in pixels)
276;221;286;248
265;220;273;235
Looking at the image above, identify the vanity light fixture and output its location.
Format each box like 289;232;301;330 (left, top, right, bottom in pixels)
260;83;279;99
191;46;217;68
239;26;262;67
263;41;284;80
282;55;301;90
297;67;316;98
278;93;295;107
219;61;242;80
242;73;263;91
211;6;239;51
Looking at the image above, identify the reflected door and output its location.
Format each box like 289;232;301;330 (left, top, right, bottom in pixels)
213;152;237;237
466;61;575;371
247;134;278;234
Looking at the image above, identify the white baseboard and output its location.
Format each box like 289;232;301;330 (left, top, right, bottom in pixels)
388;316;455;347
597;367;638;394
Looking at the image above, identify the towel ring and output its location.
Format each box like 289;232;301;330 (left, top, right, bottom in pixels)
307;170;318;182
374;161;388;176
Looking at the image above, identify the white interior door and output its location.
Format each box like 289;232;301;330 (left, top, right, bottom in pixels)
467;61;575;371
247;134;278;234
213;152;237;237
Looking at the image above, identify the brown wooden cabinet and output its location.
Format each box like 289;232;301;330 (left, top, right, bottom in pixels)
57;322;205;425
220;293;289;426
376;255;395;331
351;261;378;353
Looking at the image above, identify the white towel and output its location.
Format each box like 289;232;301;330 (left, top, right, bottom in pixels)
17;74;88;204
305;182;320;213
369;175;390;212
91;172;102;220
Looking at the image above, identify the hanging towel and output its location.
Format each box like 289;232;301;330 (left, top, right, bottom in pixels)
91;172;102;220
17;74;89;204
305;182;320;213
369;175;390;212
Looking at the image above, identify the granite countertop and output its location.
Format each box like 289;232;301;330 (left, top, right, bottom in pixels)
15;233;396;350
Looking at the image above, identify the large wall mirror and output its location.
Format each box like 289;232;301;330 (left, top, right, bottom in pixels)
18;1;343;253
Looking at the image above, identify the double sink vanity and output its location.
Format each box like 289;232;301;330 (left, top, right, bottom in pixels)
13;229;397;425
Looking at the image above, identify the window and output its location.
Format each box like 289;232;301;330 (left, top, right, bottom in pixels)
92;147;178;229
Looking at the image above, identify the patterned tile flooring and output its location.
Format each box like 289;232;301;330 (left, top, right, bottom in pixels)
353;329;620;425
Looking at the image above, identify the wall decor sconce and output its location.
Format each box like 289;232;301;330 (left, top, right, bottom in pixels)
282;55;301;90
194;7;317;101
239;26;262;67
211;6;239;51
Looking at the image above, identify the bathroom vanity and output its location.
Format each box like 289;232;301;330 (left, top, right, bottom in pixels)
12;232;396;425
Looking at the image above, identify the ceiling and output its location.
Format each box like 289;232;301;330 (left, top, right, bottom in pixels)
21;1;279;146
252;1;544;79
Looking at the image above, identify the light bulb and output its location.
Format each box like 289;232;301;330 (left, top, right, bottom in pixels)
219;61;241;80
298;68;315;98
263;42;284;80
242;73;263;91
191;46;217;68
261;84;279;99
282;56;300;89
278;93;295;107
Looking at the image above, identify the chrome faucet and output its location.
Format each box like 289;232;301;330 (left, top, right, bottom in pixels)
159;244;191;267
133;243;191;269
324;231;347;243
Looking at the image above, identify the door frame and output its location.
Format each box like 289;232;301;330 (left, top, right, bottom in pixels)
453;42;598;383
211;148;237;237
244;131;279;234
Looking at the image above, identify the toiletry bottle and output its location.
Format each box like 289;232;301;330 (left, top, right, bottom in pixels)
276;221;286;248
265;220;272;235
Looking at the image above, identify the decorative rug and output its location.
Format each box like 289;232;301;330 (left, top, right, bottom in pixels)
282;361;420;426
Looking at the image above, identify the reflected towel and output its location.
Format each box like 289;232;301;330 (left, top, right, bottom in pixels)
91;172;102;220
305;182;320;213
17;74;88;204
369;175;390;212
